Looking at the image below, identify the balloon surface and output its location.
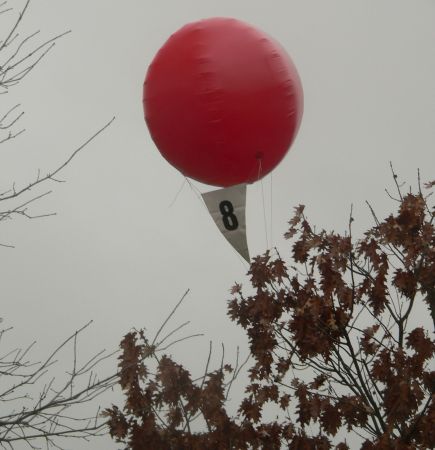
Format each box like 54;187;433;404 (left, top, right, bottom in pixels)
143;17;303;187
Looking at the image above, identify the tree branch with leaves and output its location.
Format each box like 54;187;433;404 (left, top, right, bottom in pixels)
107;174;434;449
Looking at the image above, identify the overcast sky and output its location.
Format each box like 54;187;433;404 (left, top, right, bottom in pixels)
1;1;434;449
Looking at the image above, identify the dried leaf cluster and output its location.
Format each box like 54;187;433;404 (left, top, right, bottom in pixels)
107;178;434;449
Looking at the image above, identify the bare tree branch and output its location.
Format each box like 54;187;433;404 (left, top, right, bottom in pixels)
0;320;118;448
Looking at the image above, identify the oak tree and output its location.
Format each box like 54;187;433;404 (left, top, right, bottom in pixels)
106;174;434;449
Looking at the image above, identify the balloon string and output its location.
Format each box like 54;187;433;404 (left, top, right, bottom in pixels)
186;178;227;237
258;158;269;250
257;157;262;181
168;178;187;207
185;177;204;203
270;171;273;249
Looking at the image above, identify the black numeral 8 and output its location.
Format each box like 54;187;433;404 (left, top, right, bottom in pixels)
219;200;239;231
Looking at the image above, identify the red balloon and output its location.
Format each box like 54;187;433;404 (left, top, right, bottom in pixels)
143;18;303;187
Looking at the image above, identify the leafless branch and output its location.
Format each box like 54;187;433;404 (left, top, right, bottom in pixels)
0;1;71;144
0;117;115;203
0;320;118;448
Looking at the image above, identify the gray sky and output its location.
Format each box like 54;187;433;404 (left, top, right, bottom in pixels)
1;1;434;448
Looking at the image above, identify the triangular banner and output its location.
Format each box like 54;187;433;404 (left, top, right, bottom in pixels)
202;184;250;263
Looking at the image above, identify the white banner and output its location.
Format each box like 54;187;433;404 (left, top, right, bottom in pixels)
202;184;250;263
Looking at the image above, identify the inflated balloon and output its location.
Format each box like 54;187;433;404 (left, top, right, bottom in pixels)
143;17;303;187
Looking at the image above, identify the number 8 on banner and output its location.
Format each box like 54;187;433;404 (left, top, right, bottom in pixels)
219;200;239;231
202;185;249;262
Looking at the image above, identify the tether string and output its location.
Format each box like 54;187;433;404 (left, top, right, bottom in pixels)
257;158;269;249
